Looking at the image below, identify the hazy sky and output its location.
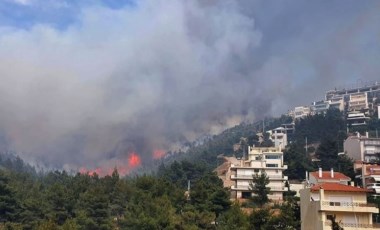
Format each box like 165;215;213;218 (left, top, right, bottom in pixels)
0;0;379;171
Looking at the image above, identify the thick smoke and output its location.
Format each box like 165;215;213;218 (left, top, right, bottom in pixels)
0;0;379;171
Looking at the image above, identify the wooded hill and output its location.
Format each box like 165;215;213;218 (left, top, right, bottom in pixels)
1;108;376;229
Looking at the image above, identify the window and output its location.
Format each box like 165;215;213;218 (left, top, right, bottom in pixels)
329;202;341;206
265;155;280;159
242;192;252;199
254;169;259;173
266;164;278;168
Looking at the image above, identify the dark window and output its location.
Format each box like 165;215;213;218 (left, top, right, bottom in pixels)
242;192;252;199
265;155;280;159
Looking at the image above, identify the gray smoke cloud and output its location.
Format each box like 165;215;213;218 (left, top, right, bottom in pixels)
0;0;379;170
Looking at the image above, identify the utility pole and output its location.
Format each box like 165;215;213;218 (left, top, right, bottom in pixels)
262;119;265;133
305;137;308;155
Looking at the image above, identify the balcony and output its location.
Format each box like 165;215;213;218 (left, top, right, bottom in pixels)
231;185;286;192
318;201;378;213
324;222;380;229
231;174;288;180
231;185;250;191
364;150;377;155
270;186;287;192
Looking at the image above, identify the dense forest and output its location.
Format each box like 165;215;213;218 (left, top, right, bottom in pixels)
0;156;299;230
0;108;364;229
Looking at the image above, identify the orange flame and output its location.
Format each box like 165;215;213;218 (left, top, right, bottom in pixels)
128;152;141;168
79;152;142;177
79;167;103;176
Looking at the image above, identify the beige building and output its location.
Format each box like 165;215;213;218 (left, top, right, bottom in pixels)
230;146;287;201
292;106;311;120
349;92;369;112
300;183;379;230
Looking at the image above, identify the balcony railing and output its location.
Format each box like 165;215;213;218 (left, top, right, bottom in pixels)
231;174;287;180
321;201;377;208
324;222;380;228
231;185;285;191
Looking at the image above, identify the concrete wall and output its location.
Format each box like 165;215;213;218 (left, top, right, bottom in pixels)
344;137;362;161
300;188;322;230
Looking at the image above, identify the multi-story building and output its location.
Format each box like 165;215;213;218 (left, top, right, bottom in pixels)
308;168;351;186
344;135;380;163
230;146;288;201
354;161;380;192
311;98;345;115
290;106;311;120
349;92;369;112
347;112;370;127
311;100;330;115
300;183;379;230
281;122;295;135
267;127;288;149
329;97;345;111
325;81;380;115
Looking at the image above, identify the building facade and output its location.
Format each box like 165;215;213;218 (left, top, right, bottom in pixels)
325;81;380;115
267;127;288;149
293;106;312;119
349;92;369;112
311;100;330;115
300;183;379;230
230;146;287;201
347;112;370;127
344;135;380;163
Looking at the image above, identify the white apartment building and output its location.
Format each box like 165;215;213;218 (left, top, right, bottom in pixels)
311;97;344;115
324;81;380;115
291;106;311;119
329;97;345;111
344;135;380;163
230;146;288;201
311;100;330;115
267;127;288;149
347;112;370;127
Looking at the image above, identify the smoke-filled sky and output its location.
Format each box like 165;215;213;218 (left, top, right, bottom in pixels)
0;0;379;171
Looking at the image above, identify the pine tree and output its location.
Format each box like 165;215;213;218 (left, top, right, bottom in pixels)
249;172;271;207
0;171;18;223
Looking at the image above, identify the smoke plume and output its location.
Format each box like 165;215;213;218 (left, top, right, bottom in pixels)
0;0;379;172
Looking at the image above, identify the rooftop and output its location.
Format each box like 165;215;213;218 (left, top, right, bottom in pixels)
310;171;350;181
311;183;370;193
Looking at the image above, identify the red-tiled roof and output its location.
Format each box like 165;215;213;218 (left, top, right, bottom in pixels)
310;171;350;180
310;183;371;193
